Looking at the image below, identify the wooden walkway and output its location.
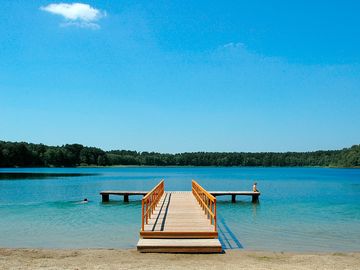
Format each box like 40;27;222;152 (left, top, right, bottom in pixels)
140;192;217;237
210;191;260;203
100;191;148;202
137;181;222;253
99;180;261;253
100;190;260;203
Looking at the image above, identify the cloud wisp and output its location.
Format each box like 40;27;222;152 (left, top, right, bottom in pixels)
40;3;106;29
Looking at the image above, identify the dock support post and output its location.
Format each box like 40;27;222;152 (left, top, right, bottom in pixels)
252;194;259;203
102;194;109;202
231;194;236;203
124;194;129;202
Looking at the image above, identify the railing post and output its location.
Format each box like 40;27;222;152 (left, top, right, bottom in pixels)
141;179;165;232
214;197;217;231
150;196;152;216
209;201;212;223
145;200;147;224
192;180;217;231
141;199;144;231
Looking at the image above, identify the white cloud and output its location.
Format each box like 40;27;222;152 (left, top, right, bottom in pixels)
40;3;106;29
222;42;245;49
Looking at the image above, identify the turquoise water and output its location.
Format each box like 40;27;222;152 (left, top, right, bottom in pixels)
0;167;359;252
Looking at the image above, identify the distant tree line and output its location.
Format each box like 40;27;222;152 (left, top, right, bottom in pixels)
0;140;359;168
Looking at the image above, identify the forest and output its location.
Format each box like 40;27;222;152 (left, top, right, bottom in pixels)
0;140;359;168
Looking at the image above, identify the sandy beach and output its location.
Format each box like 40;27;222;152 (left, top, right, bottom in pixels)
1;248;359;270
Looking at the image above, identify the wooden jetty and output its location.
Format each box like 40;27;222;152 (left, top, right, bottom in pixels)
99;180;261;253
100;189;260;203
137;180;222;253
100;191;148;202
210;191;260;203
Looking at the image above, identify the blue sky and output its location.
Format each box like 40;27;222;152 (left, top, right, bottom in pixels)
0;1;359;153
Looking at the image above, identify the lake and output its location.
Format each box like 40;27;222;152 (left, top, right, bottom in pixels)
0;167;359;252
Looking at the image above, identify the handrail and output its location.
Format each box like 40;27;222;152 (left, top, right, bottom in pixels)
192;180;217;231
141;180;165;231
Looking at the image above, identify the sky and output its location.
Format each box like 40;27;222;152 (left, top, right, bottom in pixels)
0;1;359;153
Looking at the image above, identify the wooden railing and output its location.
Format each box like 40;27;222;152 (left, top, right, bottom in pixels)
192;180;217;231
141;180;165;231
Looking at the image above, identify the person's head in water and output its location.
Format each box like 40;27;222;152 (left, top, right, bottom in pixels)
83;198;88;202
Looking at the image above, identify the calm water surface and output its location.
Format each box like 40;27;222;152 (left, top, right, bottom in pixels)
0;167;359;252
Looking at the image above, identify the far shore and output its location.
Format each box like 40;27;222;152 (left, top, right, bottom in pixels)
1;248;359;270
76;165;360;169
1;165;359;169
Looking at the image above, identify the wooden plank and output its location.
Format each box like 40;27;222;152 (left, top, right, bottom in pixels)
138;239;222;246
138;190;221;252
100;191;148;202
210;191;260;196
140;231;218;239
141;192;217;239
137;239;222;253
100;191;148;195
100;190;260;196
144;229;215;232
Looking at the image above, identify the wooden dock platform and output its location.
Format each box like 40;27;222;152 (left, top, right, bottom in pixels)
100;190;260;203
99;180;261;253
137;180;222;253
140;192;218;239
137;238;222;253
210;191;260;203
100;191;147;202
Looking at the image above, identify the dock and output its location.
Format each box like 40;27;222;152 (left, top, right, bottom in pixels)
100;191;148;202
99;180;261;253
210;191;260;203
137;180;222;253
100;190;260;203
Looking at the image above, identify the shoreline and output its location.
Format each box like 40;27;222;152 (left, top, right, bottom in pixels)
1;165;359;169
78;165;360;169
1;248;359;270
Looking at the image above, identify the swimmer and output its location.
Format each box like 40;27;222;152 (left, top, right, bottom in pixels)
76;198;89;204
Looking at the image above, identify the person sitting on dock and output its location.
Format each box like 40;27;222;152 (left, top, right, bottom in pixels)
253;182;259;192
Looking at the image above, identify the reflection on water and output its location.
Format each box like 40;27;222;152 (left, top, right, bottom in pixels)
0;167;359;251
252;201;259;218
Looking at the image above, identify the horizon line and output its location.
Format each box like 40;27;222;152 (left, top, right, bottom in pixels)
1;139;357;155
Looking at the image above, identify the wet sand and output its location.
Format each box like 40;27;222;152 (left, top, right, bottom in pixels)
1;248;359;270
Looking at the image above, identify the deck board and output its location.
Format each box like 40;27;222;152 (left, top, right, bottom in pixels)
210;191;260;196
137;239;222;253
138;191;221;252
141;192;215;234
